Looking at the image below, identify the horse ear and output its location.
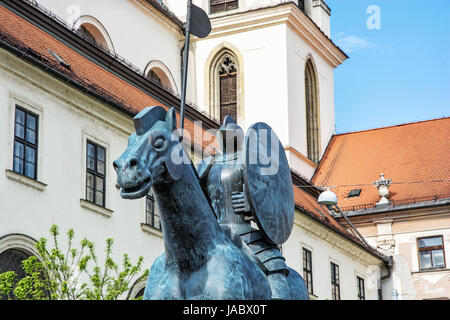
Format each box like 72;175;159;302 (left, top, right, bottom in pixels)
165;107;177;133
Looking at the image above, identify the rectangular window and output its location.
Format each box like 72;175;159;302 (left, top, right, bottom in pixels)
86;140;106;207
357;276;365;300
146;193;161;231
210;0;239;14
418;236;445;270
298;0;305;11
13;106;38;180
331;262;340;300
302;248;313;295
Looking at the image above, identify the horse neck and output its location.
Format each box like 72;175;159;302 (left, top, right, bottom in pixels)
153;160;222;272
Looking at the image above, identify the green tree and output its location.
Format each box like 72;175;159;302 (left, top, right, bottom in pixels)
0;225;148;300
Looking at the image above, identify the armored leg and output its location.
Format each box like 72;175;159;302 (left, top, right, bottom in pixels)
239;228;291;300
267;273;290;300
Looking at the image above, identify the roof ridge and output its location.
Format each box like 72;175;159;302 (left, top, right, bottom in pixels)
335;116;450;137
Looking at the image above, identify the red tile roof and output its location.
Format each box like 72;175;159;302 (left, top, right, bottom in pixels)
313;117;450;211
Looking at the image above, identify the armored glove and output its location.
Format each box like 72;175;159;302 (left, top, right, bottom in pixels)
231;188;250;215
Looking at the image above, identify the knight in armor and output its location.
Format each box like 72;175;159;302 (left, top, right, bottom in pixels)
197;116;291;300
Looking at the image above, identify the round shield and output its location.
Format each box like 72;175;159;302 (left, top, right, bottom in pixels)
243;122;294;245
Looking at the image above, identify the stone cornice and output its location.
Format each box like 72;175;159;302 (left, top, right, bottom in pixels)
343;202;450;225
285;145;317;169
132;0;184;38
194;3;347;68
285;3;348;67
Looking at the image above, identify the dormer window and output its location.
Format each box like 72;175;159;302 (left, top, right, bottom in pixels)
210;0;239;14
78;25;99;46
73;17;115;53
347;189;362;198
148;70;162;86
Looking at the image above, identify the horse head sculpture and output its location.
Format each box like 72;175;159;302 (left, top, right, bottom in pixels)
113;106;183;200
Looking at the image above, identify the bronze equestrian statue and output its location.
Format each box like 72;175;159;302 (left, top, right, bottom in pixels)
113;106;308;300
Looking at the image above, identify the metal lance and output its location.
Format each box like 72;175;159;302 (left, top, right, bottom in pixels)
179;0;211;141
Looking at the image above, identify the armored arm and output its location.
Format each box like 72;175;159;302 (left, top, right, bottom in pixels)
231;166;251;216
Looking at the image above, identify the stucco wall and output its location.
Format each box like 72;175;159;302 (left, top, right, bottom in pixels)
360;211;450;300
285;25;335;168
194;23;289;140
284;212;384;300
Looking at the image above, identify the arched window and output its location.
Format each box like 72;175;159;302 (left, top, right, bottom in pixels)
209;52;239;123
305;58;320;164
144;61;178;95
78;23;109;50
147;68;173;93
128;277;147;300
0;249;32;300
218;55;237;123
74;16;115;52
206;45;243;124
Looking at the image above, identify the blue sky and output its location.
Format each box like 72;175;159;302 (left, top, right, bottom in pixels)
327;0;450;133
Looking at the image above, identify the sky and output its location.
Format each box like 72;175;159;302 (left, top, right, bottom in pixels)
327;0;450;133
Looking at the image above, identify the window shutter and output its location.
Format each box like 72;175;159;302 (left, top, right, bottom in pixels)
210;0;239;14
220;72;237;123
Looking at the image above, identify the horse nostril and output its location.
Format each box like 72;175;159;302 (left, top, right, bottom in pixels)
129;158;139;169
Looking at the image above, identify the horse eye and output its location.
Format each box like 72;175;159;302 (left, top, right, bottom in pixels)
153;137;165;149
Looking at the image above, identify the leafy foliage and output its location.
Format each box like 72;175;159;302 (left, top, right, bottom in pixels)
0;225;148;300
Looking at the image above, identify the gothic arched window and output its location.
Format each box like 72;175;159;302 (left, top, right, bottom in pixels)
305;59;320;164
207;47;242;124
218;55;237;123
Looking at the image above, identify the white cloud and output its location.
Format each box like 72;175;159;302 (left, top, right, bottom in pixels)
335;35;375;53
